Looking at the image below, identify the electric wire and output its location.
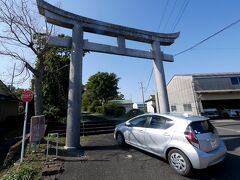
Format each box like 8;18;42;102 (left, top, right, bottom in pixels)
156;0;170;32
174;18;240;57
144;67;153;93
162;0;178;32
171;0;190;32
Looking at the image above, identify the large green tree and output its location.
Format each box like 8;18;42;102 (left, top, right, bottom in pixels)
82;72;123;111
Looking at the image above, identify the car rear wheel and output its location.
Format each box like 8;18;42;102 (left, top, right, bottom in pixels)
168;149;192;176
116;132;125;146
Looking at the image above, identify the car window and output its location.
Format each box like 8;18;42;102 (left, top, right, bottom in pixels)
190;120;215;134
148;116;173;129
130;116;147;127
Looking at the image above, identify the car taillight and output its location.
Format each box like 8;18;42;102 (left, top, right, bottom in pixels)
184;126;200;149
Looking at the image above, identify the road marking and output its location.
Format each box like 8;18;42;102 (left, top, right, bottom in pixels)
216;127;240;133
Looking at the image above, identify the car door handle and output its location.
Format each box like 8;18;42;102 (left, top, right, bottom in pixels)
163;133;170;137
139;130;144;132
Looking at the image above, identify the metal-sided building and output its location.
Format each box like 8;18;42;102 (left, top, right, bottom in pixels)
167;73;240;116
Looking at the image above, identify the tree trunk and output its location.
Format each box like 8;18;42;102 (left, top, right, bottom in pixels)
34;74;43;115
33;58;44;115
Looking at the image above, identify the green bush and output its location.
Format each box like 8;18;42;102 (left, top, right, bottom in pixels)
104;102;126;117
95;106;104;113
87;105;96;113
43;105;60;121
126;109;144;119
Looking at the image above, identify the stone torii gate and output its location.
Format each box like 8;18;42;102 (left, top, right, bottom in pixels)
37;0;179;150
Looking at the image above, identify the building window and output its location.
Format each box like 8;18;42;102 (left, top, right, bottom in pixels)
171;105;177;112
230;77;239;85
183;104;192;112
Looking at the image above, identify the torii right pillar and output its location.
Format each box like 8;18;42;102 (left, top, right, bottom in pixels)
152;41;170;113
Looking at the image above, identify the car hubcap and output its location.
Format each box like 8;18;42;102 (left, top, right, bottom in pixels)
117;134;123;144
170;153;186;172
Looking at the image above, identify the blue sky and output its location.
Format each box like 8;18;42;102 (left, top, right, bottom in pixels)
1;0;240;103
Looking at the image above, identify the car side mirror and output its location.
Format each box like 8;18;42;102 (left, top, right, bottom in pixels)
125;121;131;127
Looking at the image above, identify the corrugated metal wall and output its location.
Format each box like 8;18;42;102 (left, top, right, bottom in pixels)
167;76;198;115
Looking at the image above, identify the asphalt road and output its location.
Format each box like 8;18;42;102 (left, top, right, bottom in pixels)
59;119;240;180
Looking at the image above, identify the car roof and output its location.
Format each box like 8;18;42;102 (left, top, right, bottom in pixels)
140;113;209;122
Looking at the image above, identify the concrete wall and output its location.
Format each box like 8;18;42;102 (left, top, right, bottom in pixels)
167;76;198;115
0;100;18;123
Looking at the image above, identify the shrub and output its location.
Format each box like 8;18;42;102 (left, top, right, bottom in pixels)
43;105;60;121
104;102;126;117
126;109;144;119
87;105;96;113
95;106;104;113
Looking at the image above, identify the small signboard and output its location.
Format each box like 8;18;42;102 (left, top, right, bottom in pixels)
21;90;33;102
30;115;46;143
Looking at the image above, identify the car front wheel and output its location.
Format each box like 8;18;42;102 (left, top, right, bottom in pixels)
168;149;192;176
116;132;125;146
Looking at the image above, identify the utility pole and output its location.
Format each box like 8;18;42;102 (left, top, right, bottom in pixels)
10;63;16;91
139;82;145;112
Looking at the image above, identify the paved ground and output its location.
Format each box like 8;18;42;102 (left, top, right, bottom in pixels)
59;119;240;180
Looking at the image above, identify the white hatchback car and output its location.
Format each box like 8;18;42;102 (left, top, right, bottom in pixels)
114;113;226;176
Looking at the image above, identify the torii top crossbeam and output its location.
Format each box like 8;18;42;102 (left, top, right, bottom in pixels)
37;0;179;45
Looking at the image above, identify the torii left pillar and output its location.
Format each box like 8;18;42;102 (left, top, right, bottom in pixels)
64;24;83;150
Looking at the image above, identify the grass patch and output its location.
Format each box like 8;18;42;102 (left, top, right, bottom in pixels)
0;152;43;180
0;135;89;180
0;142;46;180
0;163;41;180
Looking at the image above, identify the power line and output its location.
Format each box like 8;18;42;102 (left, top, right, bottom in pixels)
162;0;178;32
139;82;146;112
171;0;190;32
174;18;240;57
157;0;170;32
144;68;153;93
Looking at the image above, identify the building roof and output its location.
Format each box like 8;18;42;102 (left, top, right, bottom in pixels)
109;99;133;105
145;95;155;102
168;72;240;85
174;72;240;78
0;80;18;101
0;80;12;96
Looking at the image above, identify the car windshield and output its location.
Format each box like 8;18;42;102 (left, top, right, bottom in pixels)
190;120;215;134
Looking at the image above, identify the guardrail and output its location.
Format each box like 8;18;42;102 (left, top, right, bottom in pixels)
47;120;123;136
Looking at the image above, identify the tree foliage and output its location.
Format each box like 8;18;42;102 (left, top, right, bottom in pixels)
42;46;70;121
82;72;123;112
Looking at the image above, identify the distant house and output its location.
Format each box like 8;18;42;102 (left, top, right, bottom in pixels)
109;99;133;112
145;95;156;113
133;103;146;112
0;80;19;123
